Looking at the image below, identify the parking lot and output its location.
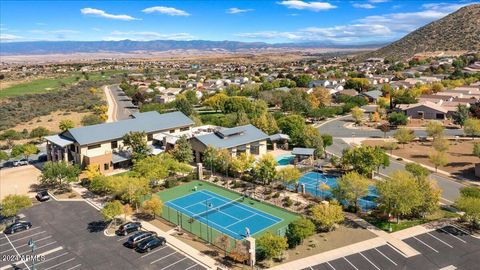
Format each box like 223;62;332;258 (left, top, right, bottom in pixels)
304;225;480;270
0;201;207;270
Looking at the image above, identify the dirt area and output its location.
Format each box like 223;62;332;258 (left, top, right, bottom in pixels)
267;220;375;267
0;165;41;199
54;189;82;199
406;119;457;129
363;139;479;180
12;110;92;133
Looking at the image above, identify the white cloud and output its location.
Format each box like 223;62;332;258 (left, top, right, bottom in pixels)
81;8;139;21
0;34;22;41
142;6;190;16
369;0;390;3
106;31;195;41
277;1;337;11
227;8;254;14
353;3;376;9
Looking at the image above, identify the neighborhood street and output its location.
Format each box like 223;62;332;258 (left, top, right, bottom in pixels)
318;116;468;204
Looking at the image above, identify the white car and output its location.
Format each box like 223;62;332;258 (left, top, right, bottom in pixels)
13;159;29;167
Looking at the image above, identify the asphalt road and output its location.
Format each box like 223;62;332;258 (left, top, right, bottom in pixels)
107;85;139;121
304;225;480;270
0;201;206;270
318;116;467;204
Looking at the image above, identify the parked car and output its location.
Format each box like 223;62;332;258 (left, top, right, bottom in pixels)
136;236;166;253
116;222;142;236
124;231;157;248
37;154;47;162
13;159;29;167
35;190;50;202
4;221;32;234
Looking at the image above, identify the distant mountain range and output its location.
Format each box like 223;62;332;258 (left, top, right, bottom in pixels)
364;4;480;60
0;40;384;56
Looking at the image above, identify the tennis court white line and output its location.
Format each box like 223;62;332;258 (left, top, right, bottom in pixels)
359;252;380;270
427;232;453;248
199;190;282;223
159;257;187;270
150;251;176;265
413;236;439;253
140;246;168;258
225;214;257;229
374;247;397;266
0;233;30;270
167;201;242;238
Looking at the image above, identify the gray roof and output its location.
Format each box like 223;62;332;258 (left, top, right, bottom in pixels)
268;133;290;141
63;111;194;146
45;134;74;147
361;90;383;100
292;147;315;156
193;124;268;149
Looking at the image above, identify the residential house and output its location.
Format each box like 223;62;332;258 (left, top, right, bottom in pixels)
359;90;383;103
398;101;449;120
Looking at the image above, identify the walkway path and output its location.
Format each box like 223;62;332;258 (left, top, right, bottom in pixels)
103;85;117;122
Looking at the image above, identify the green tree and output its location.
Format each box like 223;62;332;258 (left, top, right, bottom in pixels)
203;93;228;112
277;167;302;193
303;126;325;159
231;152;255;178
460;186;480;199
333;172;370;212
452;104;469;127
0;150;8;162
376;170;422;223
277;114;306;146
171;135;193;163
345;78;370;92
81;114;104;126
20;144;39;160
133;154;191;183
59;119;75;131
321;134;333;148
432;137;449;152
351;106;364;125
101;200;123;223
40;161;81;189
123;131;151;161
426;121;445;139
310;202;345;231
142;195;163;218
175;95;195;117
203;146;218;175
464;118;480;138
414;176;441;217
394;128;415;147
257;232;288;260
383;142;398;154
388;112;408;126
254;153;278;187
341;145;389;176
29;126;50;140
251;112;278;135
455;195;480;228
285;218;315;248
0;195;32;217
294;74;313;87
429;150;448;172
405;163;430;179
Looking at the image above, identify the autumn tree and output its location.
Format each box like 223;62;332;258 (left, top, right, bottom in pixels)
464;118;480;138
429;150;448;172
351;106;364;125
426;121;445;139
254;154;278;187
256;232;288;260
59;119;75;131
142;195;163;218
0;195;32;217
394;128;415;147
333;172;370;212
310;202;344;231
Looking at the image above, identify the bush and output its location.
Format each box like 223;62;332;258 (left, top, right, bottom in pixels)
164;178;178;188
286;218;316;248
388;112;408;126
460;187;480;199
283;197;293;207
81;114;104;126
273;192;280;199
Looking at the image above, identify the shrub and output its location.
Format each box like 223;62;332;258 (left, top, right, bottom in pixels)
273;192;280;199
164;178;178;188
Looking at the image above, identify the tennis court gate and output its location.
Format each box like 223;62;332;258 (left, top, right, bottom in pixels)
161;204;237;249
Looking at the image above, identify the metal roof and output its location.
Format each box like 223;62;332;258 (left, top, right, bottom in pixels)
44;135;74;147
292;147;315;156
63;111;194;146
268;133;290;141
193;124;268;149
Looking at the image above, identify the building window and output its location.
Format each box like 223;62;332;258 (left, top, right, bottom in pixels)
87;144;101;150
147;134;153;141
180;127;189;131
111;141;118;149
104;163;109;171
169;129;175;133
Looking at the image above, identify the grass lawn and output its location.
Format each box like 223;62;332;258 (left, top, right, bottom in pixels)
364;209;460;233
152;180;299;241
0;70;123;98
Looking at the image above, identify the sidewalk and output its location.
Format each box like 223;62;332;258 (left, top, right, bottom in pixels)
103;85;116;122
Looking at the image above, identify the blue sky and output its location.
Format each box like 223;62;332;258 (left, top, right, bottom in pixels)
0;1;476;44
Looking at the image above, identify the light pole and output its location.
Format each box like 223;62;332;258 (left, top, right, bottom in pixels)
205;200;212;243
28;238;37;270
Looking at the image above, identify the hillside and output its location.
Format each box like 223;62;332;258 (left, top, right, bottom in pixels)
363;4;480;60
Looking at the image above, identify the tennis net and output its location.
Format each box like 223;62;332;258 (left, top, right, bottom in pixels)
191;196;244;219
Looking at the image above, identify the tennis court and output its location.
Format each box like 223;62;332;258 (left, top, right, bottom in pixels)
165;189;283;240
297;171;378;210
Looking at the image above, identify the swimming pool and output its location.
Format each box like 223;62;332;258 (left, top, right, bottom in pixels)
275;154;295;166
293;171;378;211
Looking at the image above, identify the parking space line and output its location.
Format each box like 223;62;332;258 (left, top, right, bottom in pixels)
386;243;408;258
1;231;47;245
374;248;397;266
413;236;439;253
42;257;76;270
140;246;168;258
450;225;471;235
150;251;176;265
343;257;359;270
35;252;69;266
117;235;131;242
5;227;41;237
18;241;57;256
427;233;453;248
359;252;380;270
439;228;467;243
0;236;52;254
326;262;336;270
159;257;187;270
0;233;30;270
184;264;199;270
65;264;82;270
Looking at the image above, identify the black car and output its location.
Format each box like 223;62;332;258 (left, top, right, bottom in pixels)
116;222;142;236
4;221;32;234
124;231;157;248
136;236;166;253
35;190;50;202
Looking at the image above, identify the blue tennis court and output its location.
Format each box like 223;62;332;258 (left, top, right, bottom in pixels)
297;171;378;211
165;189;282;240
